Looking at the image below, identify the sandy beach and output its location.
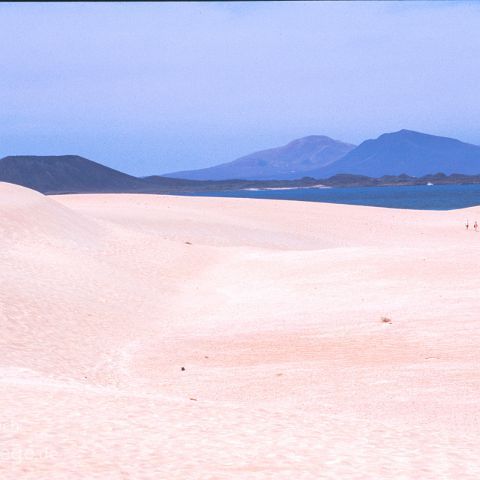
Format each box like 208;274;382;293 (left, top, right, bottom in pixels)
1;181;480;479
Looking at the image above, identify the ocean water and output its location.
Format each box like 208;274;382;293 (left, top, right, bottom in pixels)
181;184;480;211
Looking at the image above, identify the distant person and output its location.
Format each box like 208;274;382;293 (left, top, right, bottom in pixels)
466;220;469;230
475;221;478;232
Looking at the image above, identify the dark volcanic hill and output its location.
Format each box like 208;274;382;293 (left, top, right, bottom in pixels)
164;135;356;180
317;130;480;177
0;155;148;194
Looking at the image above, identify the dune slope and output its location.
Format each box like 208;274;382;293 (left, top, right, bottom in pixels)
1;182;480;479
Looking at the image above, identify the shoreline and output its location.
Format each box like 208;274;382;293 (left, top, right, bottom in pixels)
242;183;330;191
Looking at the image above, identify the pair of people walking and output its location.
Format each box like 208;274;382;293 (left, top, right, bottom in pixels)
465;220;478;231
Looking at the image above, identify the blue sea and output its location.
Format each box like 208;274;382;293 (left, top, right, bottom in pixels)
182;184;480;211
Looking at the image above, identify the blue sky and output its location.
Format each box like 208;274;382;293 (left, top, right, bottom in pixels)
1;1;480;175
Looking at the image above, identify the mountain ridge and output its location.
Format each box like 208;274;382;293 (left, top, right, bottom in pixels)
164;135;356;180
3;130;480;194
0;155;147;194
315;130;480;177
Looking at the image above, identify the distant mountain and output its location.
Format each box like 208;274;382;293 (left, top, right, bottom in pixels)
0;155;148;194
317;130;480;177
164;136;356;180
4;130;480;195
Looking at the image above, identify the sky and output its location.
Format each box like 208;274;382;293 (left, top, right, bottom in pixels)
1;1;480;176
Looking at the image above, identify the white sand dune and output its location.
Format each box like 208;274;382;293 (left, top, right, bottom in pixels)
1;181;480;478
